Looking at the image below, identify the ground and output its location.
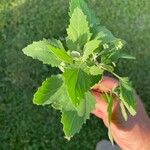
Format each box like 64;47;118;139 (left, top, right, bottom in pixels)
0;0;150;149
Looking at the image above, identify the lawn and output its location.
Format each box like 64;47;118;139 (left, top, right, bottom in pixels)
0;0;150;149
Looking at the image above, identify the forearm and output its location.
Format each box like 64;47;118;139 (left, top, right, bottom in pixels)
112;117;150;150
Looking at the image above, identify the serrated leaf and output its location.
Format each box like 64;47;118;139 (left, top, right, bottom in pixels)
61;110;84;138
120;101;128;121
49;38;65;50
63;67;91;106
22;40;61;67
66;7;92;51
119;79;136;116
33;75;75;111
33;75;63;105
83;39;101;61
69;0;98;28
47;44;73;64
76;92;96;120
61;92;96;138
94;26;116;43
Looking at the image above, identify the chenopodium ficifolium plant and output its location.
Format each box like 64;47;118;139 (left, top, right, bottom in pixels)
22;0;136;142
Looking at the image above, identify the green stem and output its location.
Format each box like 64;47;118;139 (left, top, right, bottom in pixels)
100;64;123;81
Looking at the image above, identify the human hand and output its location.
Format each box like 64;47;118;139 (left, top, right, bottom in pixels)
91;76;150;150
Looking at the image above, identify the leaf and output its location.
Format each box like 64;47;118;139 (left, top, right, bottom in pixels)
22;40;61;67
66;7;92;51
61;110;84;138
118;53;136;60
105;93;113;125
63;67;91;106
83;39;101;61
104;93;114;144
33;75;75;111
69;0;98;28
101;64;114;73
100;49;119;65
61;92;96;138
51;84;75;111
76;92;96;120
90;74;101;86
101;49;135;65
108;128;114;145
94;26;116;43
47;44;73;64
120;101;128;121
33;75;63;105
89;65;103;76
119;79;136;116
49;38;65;50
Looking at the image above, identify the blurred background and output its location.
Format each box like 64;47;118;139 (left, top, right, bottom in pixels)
0;0;150;149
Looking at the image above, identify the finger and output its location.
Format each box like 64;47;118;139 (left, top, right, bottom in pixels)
92;76;118;92
91;90;120;125
91;90;108;111
92;109;104;119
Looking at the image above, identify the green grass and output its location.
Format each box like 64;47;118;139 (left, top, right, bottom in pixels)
0;0;150;149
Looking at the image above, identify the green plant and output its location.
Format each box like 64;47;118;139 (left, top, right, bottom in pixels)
22;0;136;142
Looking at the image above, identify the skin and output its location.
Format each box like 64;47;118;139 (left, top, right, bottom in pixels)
91;76;150;150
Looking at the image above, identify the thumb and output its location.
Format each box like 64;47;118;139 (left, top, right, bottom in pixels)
91;76;119;126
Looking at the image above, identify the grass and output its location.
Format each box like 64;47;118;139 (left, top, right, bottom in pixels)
0;0;150;149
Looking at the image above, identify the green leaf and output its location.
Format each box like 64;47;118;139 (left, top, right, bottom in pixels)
118;53;136;60
49;38;65;50
51;84;75;111
94;26;116;43
90;74;101;86
61;92;96;138
22;40;61;67
108;128;114;145
105;93;113;125
66;7;92;51
83;39;101;61
103;93;114;144
33;75;75;111
33;75;63;105
89;65;103;76
119;79;136;116
101;64;114;73
63;67;91;106
69;0;98;28
120;101;128;121
47;44;73;64
61;110;84;138
76;92;96;120
100;49;135;65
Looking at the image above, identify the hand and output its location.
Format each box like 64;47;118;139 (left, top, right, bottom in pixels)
91;76;150;150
